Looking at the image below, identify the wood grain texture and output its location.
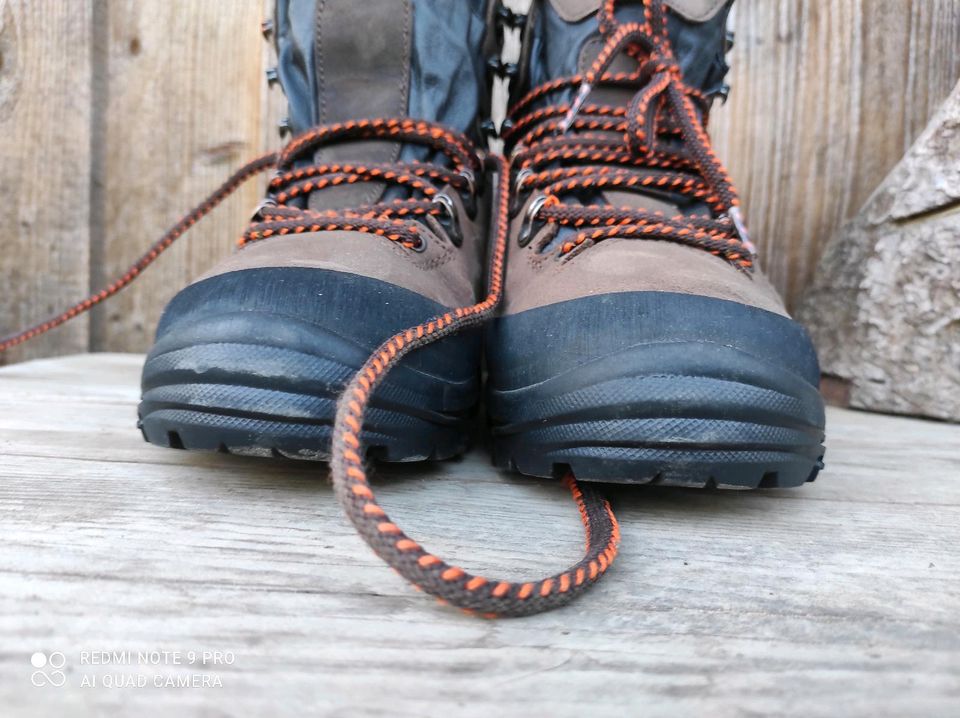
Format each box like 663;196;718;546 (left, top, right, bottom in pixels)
709;0;960;310
0;0;93;365
1;354;958;717
89;0;268;352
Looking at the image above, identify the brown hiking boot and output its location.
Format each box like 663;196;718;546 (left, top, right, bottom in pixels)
137;0;493;461
487;0;826;487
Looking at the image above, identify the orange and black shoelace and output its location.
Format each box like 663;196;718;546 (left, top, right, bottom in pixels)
505;0;754;269
0;116;620;617
1;0;751;617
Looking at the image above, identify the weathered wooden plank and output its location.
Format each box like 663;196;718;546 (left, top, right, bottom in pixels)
0;0;93;365
0;354;958;716
710;0;960;310
90;0;268;353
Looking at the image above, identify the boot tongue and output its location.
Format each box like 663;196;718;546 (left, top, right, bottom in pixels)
528;0;732;220
536;0;732;96
274;0;487;211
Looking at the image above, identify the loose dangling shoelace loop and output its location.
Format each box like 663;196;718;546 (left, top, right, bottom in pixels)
506;0;756;266
0;151;279;355
0;118;621;618
329;152;621;617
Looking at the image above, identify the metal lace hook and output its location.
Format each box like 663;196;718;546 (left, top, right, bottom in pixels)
727;206;756;257
431;192;463;247
518;194;549;247
514;168;533;193
250;197;277;221
558;82;593;135
458;168;476;198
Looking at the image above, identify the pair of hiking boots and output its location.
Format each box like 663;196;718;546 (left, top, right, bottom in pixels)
1;0;826;615
142;0;825;490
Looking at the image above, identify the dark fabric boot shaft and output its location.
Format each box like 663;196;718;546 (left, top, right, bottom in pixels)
523;0;732;102
274;0;487;211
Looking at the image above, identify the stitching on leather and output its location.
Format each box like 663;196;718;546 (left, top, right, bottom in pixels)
358;0;413;209
316;0;327;124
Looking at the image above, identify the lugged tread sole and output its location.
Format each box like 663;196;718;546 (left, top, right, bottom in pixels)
140;408;470;463
493;442;824;488
490;373;825;488
139;346;475;463
490;371;825;488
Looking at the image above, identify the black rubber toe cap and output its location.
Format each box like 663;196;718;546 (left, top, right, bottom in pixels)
486;291;825;487
488;291;820;392
140;267;480;461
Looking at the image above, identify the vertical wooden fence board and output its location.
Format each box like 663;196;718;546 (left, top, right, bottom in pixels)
0;0;92;364
711;0;960;311
90;0;268;353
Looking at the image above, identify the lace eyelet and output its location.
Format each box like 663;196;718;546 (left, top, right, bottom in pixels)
250;196;277;221
518;194;548;247
509;168;534;217
514;168;532;193
458;169;479;218
459;169;476;198
430;192;463;247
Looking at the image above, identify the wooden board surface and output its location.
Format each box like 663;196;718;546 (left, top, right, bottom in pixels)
0;0;93;364
1;353;958;717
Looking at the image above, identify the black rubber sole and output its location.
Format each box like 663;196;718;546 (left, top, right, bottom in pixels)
487;291;826;488
139;268;481;462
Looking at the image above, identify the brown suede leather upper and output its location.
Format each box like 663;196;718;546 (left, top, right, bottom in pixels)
503;0;789;320
198;187;485;308
503;203;788;317
188;0;484;311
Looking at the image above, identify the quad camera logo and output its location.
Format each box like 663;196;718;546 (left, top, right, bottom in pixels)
31;652;66;687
